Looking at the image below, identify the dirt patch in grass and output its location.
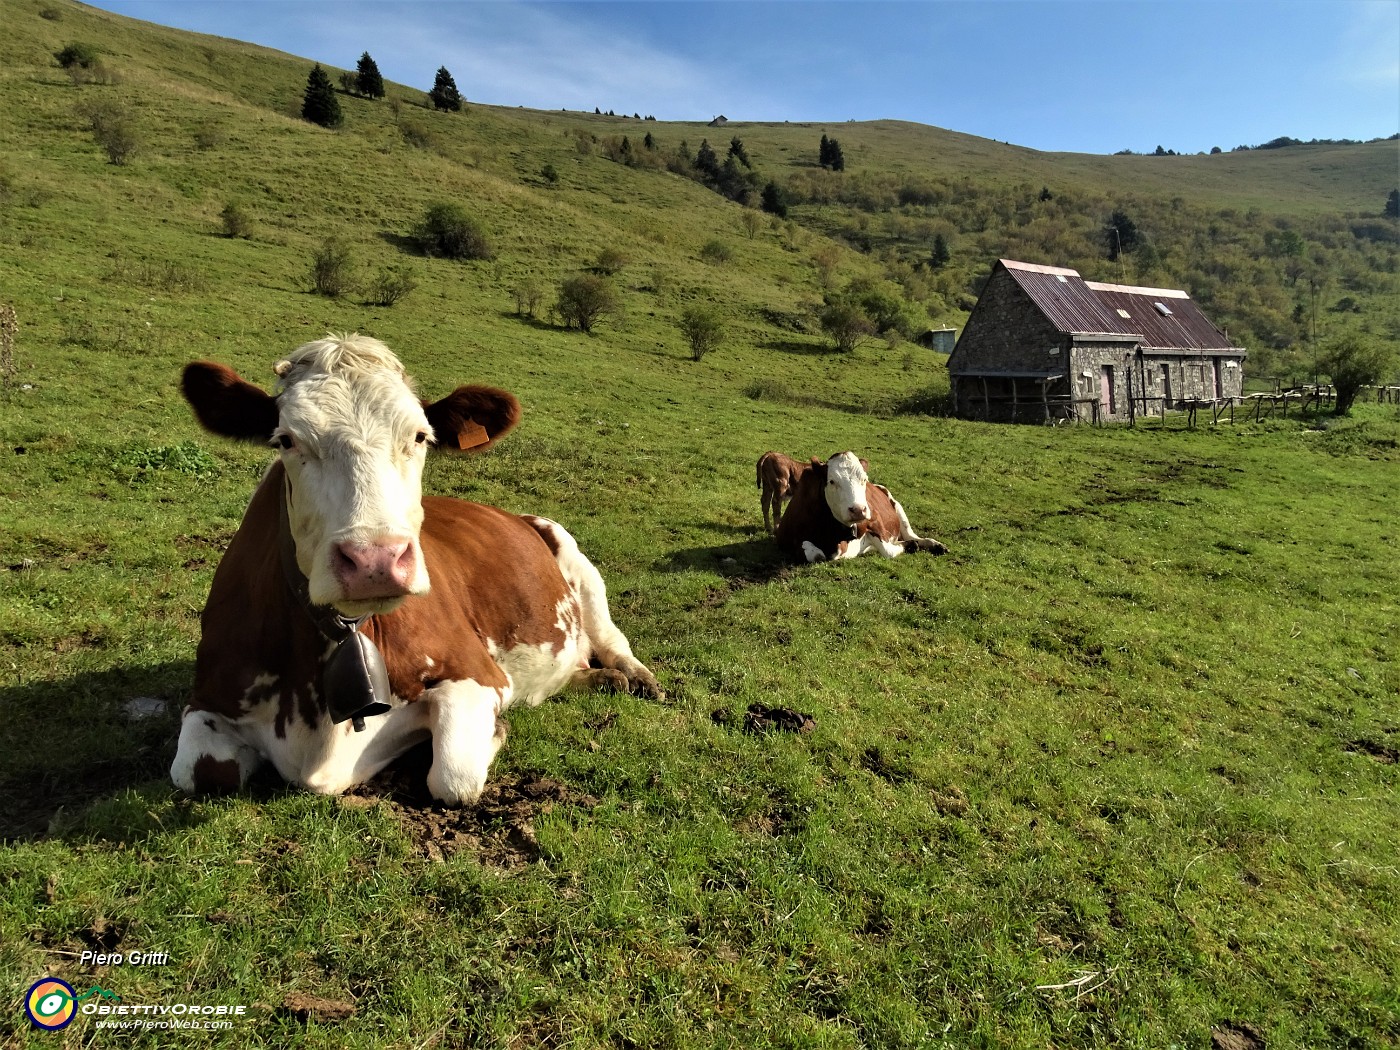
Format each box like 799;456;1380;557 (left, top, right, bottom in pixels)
280;992;356;1023
1211;1021;1266;1050
1345;738;1398;763
347;747;598;867
712;703;815;735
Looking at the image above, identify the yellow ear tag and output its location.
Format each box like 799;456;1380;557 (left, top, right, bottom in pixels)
457;420;490;450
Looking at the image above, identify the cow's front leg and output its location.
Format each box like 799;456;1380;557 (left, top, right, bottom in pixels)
425;680;509;805
298;702;433;796
171;709;263;795
831;533;906;559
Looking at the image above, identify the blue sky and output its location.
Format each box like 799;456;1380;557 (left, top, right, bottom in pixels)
86;1;1399;155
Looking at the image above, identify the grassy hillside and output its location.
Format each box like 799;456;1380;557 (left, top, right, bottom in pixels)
2;2;1398;1047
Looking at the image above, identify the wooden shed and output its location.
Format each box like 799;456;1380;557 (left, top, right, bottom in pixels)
948;259;1247;423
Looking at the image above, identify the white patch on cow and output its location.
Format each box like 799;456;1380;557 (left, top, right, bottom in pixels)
801;540;828;563
831;532;905;560
170;710;263;792
424;680;507;805
525;516;660;695
273;335;433;616
424;656;435;669
823;451;871;526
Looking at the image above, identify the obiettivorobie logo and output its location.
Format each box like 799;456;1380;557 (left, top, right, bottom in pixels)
24;980;122;1030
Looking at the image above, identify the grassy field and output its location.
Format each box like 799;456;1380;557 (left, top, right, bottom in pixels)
2;1;1399;1046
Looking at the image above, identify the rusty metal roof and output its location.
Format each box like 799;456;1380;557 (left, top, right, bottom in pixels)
999;259;1239;352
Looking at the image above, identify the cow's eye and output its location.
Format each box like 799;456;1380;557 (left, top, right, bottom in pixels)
275;434;294;450
415;431;428;445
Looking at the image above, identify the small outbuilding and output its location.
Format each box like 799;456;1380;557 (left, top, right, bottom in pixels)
948;259;1246;423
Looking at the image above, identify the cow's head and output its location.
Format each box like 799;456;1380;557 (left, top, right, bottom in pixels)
816;451;872;526
183;334;519;617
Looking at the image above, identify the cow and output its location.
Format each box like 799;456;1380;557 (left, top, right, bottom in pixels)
775;451;948;563
755;450;809;534
171;334;662;806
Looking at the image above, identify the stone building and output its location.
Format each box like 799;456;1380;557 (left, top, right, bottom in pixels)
948;259;1247;423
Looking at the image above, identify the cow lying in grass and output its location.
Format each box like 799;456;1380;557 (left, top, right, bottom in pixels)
775;451;948;563
172;334;661;805
756;450;809;534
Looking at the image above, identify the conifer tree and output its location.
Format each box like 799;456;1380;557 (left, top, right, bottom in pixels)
728;136;751;168
761;180;788;218
301;64;343;128
695;139;720;181
356;52;385;100
429;66;462;112
827;137;845;171
929;233;951;269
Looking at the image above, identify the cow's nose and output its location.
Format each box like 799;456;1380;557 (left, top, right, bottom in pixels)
334;538;415;596
850;504;871;521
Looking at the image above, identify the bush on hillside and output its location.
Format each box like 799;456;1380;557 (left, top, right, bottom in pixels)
54;42;99;69
699;239;732;266
555;274;619;333
309;237;355;297
593;247;630;275
367;263;417;307
678;305;725;361
412;203;493;261
1317;332;1393;415
219;200;254;239
76;99;141;165
512;278;545;318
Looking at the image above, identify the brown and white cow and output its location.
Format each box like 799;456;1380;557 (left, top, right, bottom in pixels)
775;451;947;563
755;450;809;534
172;334;661;805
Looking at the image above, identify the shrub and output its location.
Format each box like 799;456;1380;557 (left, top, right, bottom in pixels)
219;200;254;239
367;263;418;307
413;203;493;260
678;305;725;361
77;99;141;165
54;42;99;69
193;122;226;150
309;237;355;297
1317;331;1394;415
556;274;619;333
540;163;559;187
819;300;875;352
594;247;630;275
512;278;545;318
699;239;732;265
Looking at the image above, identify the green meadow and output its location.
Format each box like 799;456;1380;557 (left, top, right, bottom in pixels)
1;1;1397;1046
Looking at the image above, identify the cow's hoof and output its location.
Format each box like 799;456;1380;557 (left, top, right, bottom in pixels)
580;667;630;694
909;539;947;555
629;667;665;701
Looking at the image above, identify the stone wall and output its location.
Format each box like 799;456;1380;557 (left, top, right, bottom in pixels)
948;268;1064;375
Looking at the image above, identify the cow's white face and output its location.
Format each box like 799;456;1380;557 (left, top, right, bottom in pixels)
273;339;433;617
823;451;871;526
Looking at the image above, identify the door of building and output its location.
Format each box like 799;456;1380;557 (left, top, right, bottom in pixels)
1160;364;1172;408
1100;365;1115;417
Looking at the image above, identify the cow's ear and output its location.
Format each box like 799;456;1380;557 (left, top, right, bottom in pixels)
182;361;279;443
423;385;521;452
859;458;870;473
809;456;824;469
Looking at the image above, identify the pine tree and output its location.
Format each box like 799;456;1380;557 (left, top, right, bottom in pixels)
695;139;720;181
827;138;845;172
429;66;462;112
728;136;751;168
819;133;831;167
929;233;950;269
301;64;343;128
1386;189;1399;219
356;52;385;100
761;180;788;218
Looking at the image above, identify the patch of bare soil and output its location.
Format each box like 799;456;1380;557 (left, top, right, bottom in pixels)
1211;1021;1266;1050
712;703;815;735
347;748;597;867
280;992;356;1023
1346;738;1398;764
